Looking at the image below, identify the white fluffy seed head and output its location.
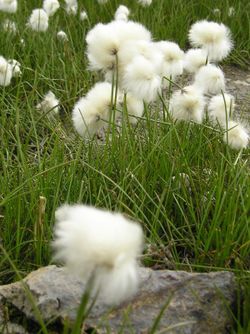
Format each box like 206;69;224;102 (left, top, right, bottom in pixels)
57;30;68;41
0;55;13;86
2;19;17;34
65;0;78;15
155;41;184;80
86;20;151;72
118;40;162;71
125;93;144;124
43;0;60;16
8;59;21;78
122;55;161;103
169;85;205;124
183;49;208;73
72;82;121;138
137;0;152;6
36;91;59;115
115;5;130;21
194;64;225;95
208;93;235;127
108;20;151;45
223;121;249;150
86;23;120;71
27;9;49;32
80;10;88;21
53;204;144;305
188;20;233;62
0;0;17;13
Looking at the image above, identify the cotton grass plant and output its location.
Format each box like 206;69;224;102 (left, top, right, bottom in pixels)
0;0;249;332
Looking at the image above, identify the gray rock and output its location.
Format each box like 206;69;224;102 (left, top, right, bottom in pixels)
0;266;236;333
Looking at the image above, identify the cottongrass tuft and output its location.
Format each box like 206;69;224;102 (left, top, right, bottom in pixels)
57;30;68;41
97;0;109;4
122;55;161;103
8;59;21;77
155;41;184;81
0;55;13;86
53;204;144;305
36;91;59;115
86;20;151;72
43;0;60;17
169;85;205;124
27;9;49;32
114;5;130;21
137;0;152;6
0;0;17;13
86;23;120;71
125;93;144;124
65;0;78;15
223;121;249;150
194;64;225;95
72;82;121;138
80;10;88;21
208;93;234;127
183;49;207;73
188;20;233;62
2;19;17;34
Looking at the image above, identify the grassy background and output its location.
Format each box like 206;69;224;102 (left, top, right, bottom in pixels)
0;0;249;332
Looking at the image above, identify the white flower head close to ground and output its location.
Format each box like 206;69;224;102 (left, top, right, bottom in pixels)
72;82;122;138
57;30;68;41
2;19;17;34
224;121;249;150
53;204;144;305
194;64;225;95
65;0;78;15
183;49;207;73
208;93;235;127
27;9;49;32
122;55;161;103
137;0;152;6
36;91;59;115
169;85;205;124
188;20;233;62
80;10;88;21
8;59;21;77
43;0;60;17
0;55;13;86
97;0;109;4
0;0;17;13
115;5;130;21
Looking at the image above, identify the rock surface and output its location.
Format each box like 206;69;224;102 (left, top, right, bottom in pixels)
223;65;250;120
0;266;237;333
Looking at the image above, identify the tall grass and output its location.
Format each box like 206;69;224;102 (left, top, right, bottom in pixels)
0;0;249;332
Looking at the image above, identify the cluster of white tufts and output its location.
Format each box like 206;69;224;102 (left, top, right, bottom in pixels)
71;12;248;150
26;1;60;32
50;6;249;309
53;204;144;305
